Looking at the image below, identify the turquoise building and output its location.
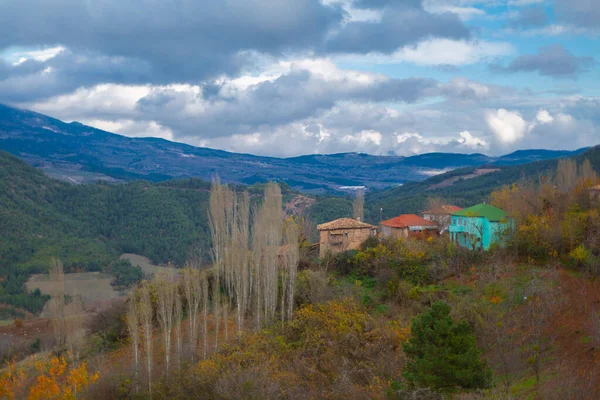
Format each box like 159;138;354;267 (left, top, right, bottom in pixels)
449;204;512;250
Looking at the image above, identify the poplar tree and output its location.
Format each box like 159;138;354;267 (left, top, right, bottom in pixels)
126;296;140;395
155;268;177;378
138;283;153;397
49;257;66;350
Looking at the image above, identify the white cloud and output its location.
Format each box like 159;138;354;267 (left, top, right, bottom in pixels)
536;109;554;124
456;130;489;149
343;130;383;146
7;46;65;65
338;39;513;66
423;2;485;20
485;109;528;144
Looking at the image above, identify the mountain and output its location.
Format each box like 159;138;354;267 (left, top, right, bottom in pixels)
0;104;587;192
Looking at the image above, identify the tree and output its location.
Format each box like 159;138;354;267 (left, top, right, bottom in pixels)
281;219;299;322
138;283;153;397
155;268;177;378
182;267;202;360
556;158;578;194
403;301;491;392
174;287;183;371
353;189;364;222
65;293;86;362
126;297;140;395
49;257;66;350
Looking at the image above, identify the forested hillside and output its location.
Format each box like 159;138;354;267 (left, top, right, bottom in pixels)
0;151;213;315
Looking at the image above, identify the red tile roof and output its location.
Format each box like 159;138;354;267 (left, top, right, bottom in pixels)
317;218;375;231
423;205;463;214
381;214;438;229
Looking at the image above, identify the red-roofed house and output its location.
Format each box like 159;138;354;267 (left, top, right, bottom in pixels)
422;205;463;232
380;214;439;239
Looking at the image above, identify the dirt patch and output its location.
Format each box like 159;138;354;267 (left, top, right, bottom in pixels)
428;168;500;190
285;194;316;217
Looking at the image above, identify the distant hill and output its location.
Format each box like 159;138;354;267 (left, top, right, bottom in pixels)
0;103;587;193
363;145;600;223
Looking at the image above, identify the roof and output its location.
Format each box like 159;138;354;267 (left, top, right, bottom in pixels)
452;204;506;222
423;205;463;214
317;218;375;231
381;214;438;229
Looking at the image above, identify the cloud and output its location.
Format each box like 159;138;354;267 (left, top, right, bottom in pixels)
0;0;344;83
334;38;513;67
324;1;470;54
509;7;548;28
555;0;600;29
485;109;528;144
536;109;554;124
491;44;595;78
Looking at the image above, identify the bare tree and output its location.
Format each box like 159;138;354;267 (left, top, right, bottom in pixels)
155;268;177;378
521;269;562;385
281;220;300;323
353;189;365;222
182;267;202;360
556;158;578;193
174;287;183;371
138;283;153;397
426;196;444;211
65;292;86;362
579;158;597;182
209;176;235;350
231;192;251;336
49;257;66;350
201;272;209;360
126;296;140;395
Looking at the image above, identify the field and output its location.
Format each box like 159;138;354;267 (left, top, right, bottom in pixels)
119;253;170;276
26;272;126;315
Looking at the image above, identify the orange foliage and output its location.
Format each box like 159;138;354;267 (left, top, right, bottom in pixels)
27;356;99;400
0;360;26;400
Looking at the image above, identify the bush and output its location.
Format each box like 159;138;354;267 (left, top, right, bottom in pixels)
295;269;333;306
403;301;492;393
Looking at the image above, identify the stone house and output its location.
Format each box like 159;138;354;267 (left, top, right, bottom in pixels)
422;205;463;233
317;218;376;257
449;204;512;251
380;214;439;239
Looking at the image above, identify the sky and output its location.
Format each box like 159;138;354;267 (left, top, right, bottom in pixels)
0;0;598;158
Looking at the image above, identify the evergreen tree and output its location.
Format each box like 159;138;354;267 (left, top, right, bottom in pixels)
402;301;492;392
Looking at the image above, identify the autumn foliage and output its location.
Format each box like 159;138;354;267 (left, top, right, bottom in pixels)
158;298;410;399
0;356;98;400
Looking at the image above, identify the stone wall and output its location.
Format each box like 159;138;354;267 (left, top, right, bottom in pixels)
319;228;374;257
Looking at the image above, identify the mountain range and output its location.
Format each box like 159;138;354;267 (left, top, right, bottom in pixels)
0;103;587;192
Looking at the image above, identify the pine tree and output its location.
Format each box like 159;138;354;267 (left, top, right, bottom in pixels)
402;301;491;392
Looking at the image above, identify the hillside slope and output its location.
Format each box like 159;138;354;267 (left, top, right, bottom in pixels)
0;104;586;192
364;145;600;222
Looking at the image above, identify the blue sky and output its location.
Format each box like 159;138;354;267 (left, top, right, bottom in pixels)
0;0;598;157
